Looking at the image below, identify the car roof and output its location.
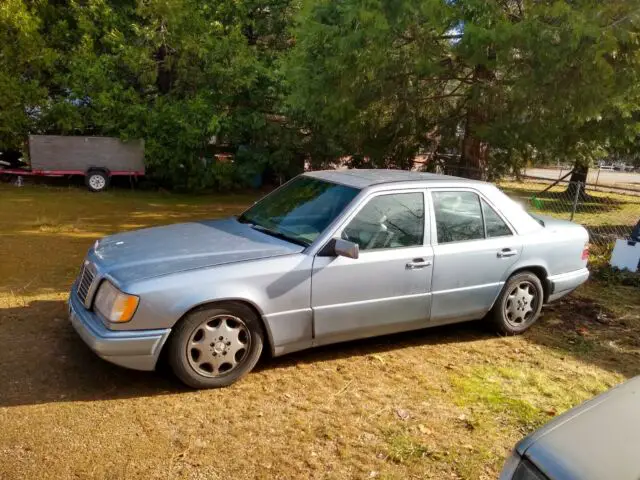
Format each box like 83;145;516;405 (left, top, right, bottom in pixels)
303;169;483;189
303;168;543;235
517;375;640;480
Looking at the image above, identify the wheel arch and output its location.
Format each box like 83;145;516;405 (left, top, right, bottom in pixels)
489;265;550;312
85;166;111;176
169;298;276;357
508;265;550;302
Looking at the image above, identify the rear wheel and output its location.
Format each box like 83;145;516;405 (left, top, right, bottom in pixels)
86;171;109;192
168;303;265;389
489;272;544;335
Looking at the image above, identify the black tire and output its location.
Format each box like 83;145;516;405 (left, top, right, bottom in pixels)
167;302;265;389
85;170;109;192
489;271;544;335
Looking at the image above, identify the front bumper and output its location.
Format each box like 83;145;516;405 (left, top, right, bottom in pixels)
68;286;171;371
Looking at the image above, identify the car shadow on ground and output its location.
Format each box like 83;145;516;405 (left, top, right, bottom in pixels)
0;299;494;408
2;294;638;408
0;300;182;408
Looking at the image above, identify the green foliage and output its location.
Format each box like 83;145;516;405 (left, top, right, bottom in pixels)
593;265;640;288
1;0;299;190
284;0;640;174
0;0;54;150
3;0;640;187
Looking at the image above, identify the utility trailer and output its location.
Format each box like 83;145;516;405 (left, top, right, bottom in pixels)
0;135;145;192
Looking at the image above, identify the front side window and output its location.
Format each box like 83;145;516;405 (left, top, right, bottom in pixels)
342;192;424;251
432;191;484;243
239;176;360;245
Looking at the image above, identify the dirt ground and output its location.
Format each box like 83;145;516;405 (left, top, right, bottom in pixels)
1;183;639;479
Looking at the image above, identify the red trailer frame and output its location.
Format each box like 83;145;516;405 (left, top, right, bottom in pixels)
0;167;144;177
0;168;145;177
0;167;145;192
1;135;145;191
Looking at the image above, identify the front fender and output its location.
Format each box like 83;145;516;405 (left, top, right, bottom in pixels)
116;254;314;354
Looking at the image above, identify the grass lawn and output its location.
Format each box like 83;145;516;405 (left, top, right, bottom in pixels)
1;183;639;479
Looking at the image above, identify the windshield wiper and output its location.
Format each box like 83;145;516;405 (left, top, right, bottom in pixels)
249;224;309;247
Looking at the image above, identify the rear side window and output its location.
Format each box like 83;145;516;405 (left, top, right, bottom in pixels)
482;199;512;237
342;192;424;250
432;191;484;243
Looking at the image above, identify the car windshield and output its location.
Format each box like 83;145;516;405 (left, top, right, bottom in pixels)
238;176;360;246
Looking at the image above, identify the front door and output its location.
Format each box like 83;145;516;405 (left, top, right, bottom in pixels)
429;189;522;324
311;190;433;345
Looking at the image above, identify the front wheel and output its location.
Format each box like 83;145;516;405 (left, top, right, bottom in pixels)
167;303;265;389
489;272;544;335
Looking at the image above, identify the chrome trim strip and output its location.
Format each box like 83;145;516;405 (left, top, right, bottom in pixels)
432;282;502;296
263;307;312;319
313;292;431;311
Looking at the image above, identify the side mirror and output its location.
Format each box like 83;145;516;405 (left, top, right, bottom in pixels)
333;238;359;259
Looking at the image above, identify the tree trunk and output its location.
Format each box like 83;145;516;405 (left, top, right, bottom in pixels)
459;112;489;180
458;64;493;181
566;162;588;198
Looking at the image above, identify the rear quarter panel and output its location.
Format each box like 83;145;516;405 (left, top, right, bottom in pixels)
510;222;589;277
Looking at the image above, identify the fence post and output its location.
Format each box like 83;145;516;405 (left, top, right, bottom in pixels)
570;181;581;221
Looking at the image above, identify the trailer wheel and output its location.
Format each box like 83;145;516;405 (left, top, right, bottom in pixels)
86;170;109;192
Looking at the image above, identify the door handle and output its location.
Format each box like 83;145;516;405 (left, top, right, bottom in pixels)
406;258;432;270
497;248;518;258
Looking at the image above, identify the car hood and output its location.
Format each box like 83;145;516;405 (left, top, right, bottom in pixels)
91;218;304;285
517;376;640;480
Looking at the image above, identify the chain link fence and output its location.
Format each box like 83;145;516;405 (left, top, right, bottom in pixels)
498;178;640;259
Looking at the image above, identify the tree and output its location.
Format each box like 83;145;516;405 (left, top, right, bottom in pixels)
0;0;54;151
2;0;301;190
4;0;640;190
284;0;640;179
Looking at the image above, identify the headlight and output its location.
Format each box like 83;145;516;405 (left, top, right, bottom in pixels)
94;280;139;323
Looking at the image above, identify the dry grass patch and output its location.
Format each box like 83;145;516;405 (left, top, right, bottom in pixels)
0;183;639;480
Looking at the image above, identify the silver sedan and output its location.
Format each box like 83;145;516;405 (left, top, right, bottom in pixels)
68;170;589;388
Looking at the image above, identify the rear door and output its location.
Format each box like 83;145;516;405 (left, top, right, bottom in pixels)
429;189;522;324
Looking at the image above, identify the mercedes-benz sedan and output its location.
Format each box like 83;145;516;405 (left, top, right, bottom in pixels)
68;170;589;388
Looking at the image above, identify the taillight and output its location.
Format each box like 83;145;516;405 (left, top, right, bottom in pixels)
581;243;589;261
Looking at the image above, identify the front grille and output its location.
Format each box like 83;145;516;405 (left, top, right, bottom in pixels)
77;262;96;305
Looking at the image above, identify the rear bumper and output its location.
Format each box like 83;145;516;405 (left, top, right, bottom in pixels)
547;268;589;302
68;286;171;371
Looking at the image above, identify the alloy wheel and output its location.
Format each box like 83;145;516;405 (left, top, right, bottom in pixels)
504;281;538;328
186;314;251;377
